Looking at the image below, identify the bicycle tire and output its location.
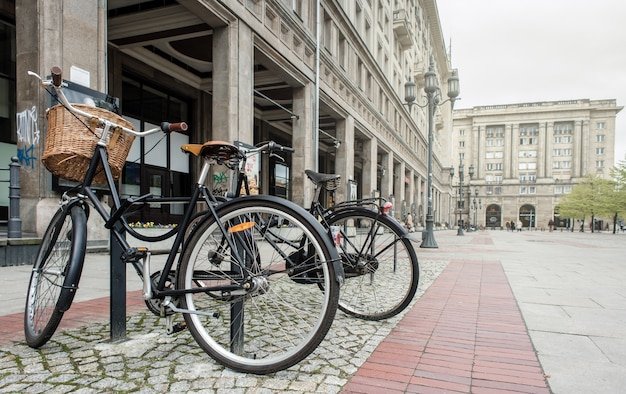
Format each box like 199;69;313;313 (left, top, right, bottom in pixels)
327;208;419;320
24;204;87;348
178;196;340;374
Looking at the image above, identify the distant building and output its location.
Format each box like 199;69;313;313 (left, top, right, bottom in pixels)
451;99;623;230
2;1;457;238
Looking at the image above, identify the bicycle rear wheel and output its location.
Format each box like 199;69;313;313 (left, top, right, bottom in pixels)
24;204;87;347
178;196;340;374
328;208;419;320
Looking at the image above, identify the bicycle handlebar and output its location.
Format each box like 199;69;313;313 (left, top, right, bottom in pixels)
29;67;188;137
247;141;295;155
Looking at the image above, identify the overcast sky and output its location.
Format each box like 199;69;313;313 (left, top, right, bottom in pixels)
436;0;626;164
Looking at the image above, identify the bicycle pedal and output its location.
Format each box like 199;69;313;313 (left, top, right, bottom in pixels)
167;322;187;335
122;247;149;263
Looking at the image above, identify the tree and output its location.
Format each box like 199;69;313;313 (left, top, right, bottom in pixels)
557;174;616;232
609;158;626;232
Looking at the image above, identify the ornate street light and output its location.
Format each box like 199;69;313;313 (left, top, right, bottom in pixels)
450;160;474;235
472;187;482;230
404;56;460;248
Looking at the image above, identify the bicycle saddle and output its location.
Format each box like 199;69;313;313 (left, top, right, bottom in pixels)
181;141;244;167
305;170;341;186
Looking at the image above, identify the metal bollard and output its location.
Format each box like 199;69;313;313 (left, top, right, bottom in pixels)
8;157;21;238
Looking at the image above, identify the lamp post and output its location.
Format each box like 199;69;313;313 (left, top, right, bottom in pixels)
450;159;473;235
472;187;481;230
404;56;460;248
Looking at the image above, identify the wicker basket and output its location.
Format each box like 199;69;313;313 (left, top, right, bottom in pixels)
42;104;135;184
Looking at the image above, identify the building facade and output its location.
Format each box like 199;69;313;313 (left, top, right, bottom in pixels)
0;0;459;238
451;100;623;230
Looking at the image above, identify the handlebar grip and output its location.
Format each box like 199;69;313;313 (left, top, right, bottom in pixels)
161;122;188;133
268;141;295;153
51;66;63;87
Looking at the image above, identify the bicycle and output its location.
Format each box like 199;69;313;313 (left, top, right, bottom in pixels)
24;67;343;374
305;170;420;320
229;141;420;320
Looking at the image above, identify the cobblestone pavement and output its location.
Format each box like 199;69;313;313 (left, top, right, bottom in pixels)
0;260;446;393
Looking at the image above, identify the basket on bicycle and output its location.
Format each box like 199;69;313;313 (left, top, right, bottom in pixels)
42;104;135;184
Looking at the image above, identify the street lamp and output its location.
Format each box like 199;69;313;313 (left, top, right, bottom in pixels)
404;56;460;248
472;187;482;230
450;159;473;236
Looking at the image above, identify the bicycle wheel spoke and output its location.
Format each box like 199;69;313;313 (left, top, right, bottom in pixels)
330;210;419;320
179;199;338;374
24;205;87;348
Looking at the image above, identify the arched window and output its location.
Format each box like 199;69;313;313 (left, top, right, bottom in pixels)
485;204;501;228
519;204;536;228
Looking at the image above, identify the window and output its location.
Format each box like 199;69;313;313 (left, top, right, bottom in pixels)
292;0;303;15
486;139;504;147
553;161;571;169
0;19;16;144
486;151;504;159
555;185;572;194
596;134;605;142
459;129;465;136
486;163;503;170
596;147;605;155
553;149;572;156
554;122;573;134
554;135;572;143
519;123;539;136
520;137;537;145
596;160;605;168
597;121;605;129
459;141;465;148
121;74;191;223
338;34;346;69
486;125;504;138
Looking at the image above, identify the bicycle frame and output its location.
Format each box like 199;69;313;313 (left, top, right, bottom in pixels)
35;72;269;310
74;141;245;302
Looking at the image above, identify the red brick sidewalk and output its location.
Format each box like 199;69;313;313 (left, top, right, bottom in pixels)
342;259;550;394
0;290;146;346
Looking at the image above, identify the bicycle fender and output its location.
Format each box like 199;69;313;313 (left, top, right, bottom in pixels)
204;195;345;285
56;204;88;312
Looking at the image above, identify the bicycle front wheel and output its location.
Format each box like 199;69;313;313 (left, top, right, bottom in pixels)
178;196;340;374
328;208;419;320
24;204;87;347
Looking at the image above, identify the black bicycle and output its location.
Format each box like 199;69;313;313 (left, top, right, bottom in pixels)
229;141;420;320
24;67;342;374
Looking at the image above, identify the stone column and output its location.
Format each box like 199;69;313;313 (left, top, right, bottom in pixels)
394;160;405;221
211;22;253;143
16;0;107;236
380;151;393;201
290;83;315;207
335;116;355;202
407;168;415;215
211;22;253;194
362;137;377;198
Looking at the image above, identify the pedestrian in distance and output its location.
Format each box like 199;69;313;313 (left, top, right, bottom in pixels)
405;212;415;233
